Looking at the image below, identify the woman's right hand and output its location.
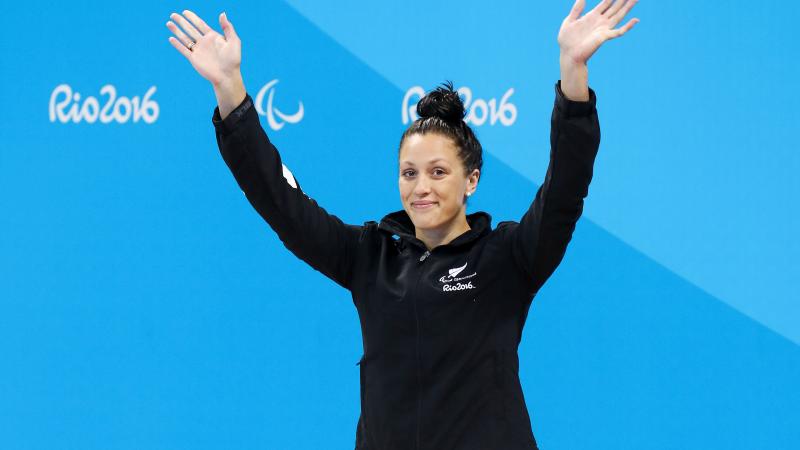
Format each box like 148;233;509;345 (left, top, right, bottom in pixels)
166;10;242;87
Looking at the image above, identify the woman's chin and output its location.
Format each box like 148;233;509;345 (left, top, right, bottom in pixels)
410;213;440;229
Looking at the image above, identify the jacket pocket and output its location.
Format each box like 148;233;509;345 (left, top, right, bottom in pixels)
495;349;538;446
493;350;505;388
356;353;381;449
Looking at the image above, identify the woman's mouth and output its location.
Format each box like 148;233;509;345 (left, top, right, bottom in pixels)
412;201;437;210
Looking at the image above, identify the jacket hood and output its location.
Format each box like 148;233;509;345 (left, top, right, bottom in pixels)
377;209;493;251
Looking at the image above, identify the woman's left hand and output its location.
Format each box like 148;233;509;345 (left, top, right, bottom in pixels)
558;0;640;65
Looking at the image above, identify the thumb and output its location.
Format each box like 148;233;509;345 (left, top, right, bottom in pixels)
219;12;237;41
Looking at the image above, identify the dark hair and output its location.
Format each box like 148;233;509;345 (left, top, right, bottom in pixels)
399;81;483;181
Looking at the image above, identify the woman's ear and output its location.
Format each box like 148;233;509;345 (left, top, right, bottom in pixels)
468;168;480;193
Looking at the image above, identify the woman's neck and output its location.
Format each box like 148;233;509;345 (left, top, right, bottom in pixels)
415;214;471;251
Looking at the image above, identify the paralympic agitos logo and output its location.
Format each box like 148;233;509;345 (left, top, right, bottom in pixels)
254;79;304;131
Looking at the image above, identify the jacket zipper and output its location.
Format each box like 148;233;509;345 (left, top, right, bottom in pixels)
419;249;430;262
414;248;430;450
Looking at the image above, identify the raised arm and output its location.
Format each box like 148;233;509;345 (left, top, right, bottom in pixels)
212;93;362;290
506;81;599;296
506;0;639;296
166;10;363;291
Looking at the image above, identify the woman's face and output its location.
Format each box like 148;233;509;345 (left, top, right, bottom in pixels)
398;133;479;233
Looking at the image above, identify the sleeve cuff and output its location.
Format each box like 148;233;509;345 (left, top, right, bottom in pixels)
212;93;254;135
555;80;596;118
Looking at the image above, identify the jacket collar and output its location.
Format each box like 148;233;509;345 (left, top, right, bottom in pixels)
377;209;493;251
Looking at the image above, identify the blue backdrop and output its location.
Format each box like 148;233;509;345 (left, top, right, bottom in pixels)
2;0;798;448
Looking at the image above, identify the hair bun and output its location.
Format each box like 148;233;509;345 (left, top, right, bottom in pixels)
416;80;465;123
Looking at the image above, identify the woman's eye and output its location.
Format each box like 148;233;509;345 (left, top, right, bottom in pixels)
401;169;445;177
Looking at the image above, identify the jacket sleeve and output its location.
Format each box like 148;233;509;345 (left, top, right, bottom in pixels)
212;93;363;291
506;80;601;296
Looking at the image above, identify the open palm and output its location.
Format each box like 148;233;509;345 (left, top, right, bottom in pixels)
166;10;242;86
558;0;640;64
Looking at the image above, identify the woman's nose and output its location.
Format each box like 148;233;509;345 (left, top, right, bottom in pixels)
413;177;431;195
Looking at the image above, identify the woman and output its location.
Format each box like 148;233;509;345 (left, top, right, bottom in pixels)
166;1;638;448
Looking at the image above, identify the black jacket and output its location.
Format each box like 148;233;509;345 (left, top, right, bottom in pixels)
212;80;600;450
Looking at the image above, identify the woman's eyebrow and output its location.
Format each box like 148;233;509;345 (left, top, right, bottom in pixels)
401;158;447;166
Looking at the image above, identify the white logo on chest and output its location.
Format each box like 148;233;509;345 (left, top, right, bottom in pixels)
439;262;477;292
448;262;468;278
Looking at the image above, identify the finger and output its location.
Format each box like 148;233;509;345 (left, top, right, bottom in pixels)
568;0;585;20
609;0;638;23
607;18;639;39
219;12;238;42
166;20;194;48
183;9;213;35
167;36;193;60
590;0;613;15
170;11;203;42
604;0;627;17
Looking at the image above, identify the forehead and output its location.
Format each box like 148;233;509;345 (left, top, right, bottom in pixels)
399;133;459;165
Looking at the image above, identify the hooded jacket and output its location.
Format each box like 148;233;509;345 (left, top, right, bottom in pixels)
212;80;600;450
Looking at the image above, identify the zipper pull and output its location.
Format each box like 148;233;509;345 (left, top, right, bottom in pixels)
419;250;431;262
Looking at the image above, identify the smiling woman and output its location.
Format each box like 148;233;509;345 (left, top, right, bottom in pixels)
165;1;638;448
398;91;483;250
